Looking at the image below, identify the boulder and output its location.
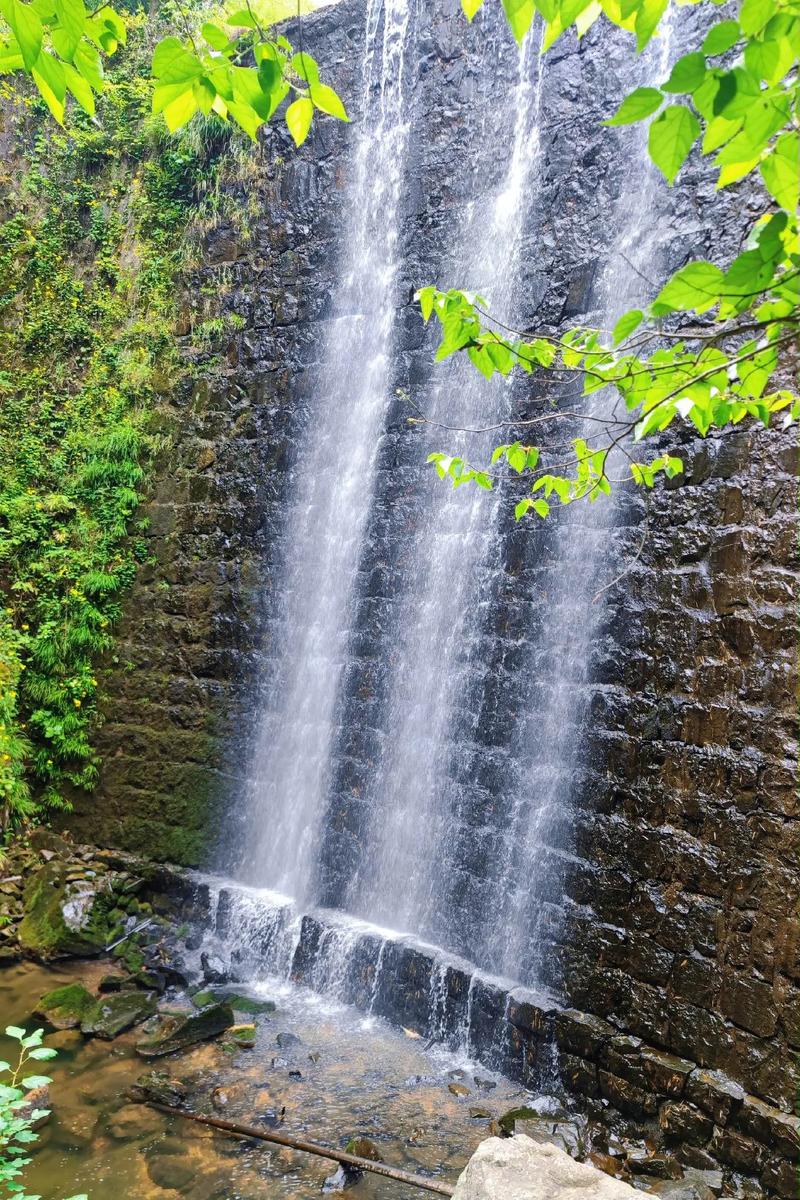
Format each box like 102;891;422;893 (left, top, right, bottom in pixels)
135;1002;235;1057
34;983;96;1029
18;862;114;958
81;990;157;1039
190;988;275;1015
28;829;71;858
452;1137;643;1200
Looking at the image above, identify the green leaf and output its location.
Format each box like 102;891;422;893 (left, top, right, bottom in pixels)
32;49;65;122
291;50;319;84
151;35;203;85
605;86;663;125
26;1048;56;1061
62;60;94;113
201;22;230;50
5;1027;26;1040
194;75;216;116
702;19;740;54
285;95;313;145
309;82;348;120
227;99;263;139
760;131;799;211
738;0;776;35
461;0;485;19
648;104;700;184
653;260;725;313
634;0;667;51
613;309;643;344
226;7;258;27
0;0;43;71
152;79;190;114
52;0;85;60
416;287;436;321
72;38;102;88
501;0;536;42
662;52;706;94
532;499;550;518
20;1076;51;1089
162;85;199;131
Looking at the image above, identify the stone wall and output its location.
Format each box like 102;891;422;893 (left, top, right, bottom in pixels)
65;0;799;1187
66;2;359;863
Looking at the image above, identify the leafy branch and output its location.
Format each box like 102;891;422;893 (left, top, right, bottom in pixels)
418;0;799;522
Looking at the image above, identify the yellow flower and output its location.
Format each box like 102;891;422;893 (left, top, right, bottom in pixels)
73;698;81;707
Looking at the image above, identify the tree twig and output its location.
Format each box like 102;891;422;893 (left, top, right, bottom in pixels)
143;1102;456;1196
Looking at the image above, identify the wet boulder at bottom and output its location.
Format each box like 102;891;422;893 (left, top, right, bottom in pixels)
135;1002;235;1057
452;1136;642;1200
81;990;157;1039
34;982;96;1029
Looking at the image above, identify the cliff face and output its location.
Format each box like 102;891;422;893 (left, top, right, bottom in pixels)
65;0;798;1181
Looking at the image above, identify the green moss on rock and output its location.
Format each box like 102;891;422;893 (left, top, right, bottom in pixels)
34;982;96;1029
18;862;115;959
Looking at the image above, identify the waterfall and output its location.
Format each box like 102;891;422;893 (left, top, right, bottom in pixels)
483;16;678;986
231;0;681;1013
237;0;416;902
344;23;547;953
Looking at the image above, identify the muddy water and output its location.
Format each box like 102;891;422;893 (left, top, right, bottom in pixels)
1;959;542;1199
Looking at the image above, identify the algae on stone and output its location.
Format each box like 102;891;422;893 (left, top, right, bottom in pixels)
18;862;114;959
34;982;96;1029
135;1002;235;1058
81;990;157;1039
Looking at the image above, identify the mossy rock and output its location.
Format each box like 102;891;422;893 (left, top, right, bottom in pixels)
135;1002;235;1058
34;982;96;1029
190;988;275;1016
81;990;157;1039
18;862;114;959
227;1023;256;1048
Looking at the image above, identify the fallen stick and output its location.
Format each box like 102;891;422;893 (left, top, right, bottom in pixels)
146;1101;456;1196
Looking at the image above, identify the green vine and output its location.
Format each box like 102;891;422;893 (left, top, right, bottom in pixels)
0;10;231;832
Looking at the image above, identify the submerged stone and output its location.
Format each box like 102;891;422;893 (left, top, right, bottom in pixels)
344;1136;382;1162
135;1002;235;1057
34;982;96;1029
147;1154;195;1190
81;990;157;1039
128;1070;188;1106
497;1105;544;1134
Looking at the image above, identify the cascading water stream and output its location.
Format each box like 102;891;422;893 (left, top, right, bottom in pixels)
485;17;677;985
344;23;547;951
236;0;415;902
227;1;682;1037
